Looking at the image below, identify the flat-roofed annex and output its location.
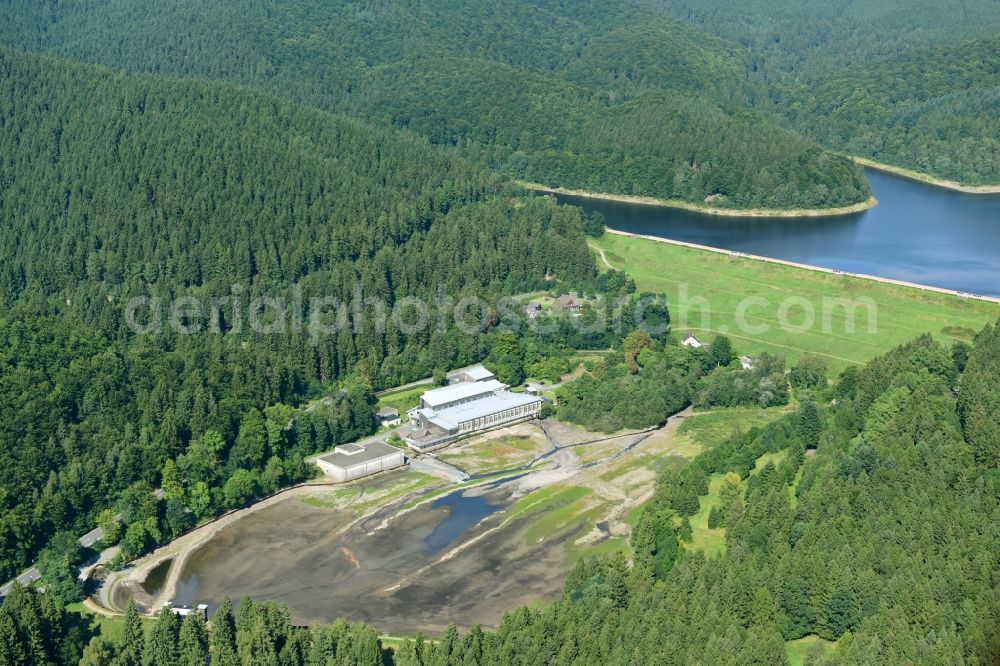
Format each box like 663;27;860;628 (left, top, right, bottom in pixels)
318;440;401;470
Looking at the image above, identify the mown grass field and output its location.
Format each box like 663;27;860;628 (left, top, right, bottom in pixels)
377;384;428;414
591;234;998;373
786;635;837;665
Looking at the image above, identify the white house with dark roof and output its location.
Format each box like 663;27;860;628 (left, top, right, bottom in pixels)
377;407;401;427
681;333;704;348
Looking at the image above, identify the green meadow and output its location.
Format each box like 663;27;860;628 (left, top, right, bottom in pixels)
785;635;837;665
591;234;998;372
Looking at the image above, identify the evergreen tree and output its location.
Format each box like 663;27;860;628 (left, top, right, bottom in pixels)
0;605;26;666
118;601;145;666
353;626;383;666
210;598;239;666
795;401;822;449
144;608;180;666
178;612;209;666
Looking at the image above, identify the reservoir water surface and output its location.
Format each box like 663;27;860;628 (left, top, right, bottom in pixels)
555;169;1000;296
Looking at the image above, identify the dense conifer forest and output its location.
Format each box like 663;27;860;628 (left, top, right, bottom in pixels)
648;0;1000;184
3;3;1000;664
0;47;599;583
0;0;872;209
5;326;1000;664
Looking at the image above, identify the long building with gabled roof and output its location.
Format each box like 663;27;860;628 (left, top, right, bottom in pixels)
403;375;543;451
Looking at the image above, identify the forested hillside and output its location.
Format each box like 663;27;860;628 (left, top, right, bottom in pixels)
6;319;1000;663
0;0;872;209
404;328;1000;664
648;0;1000;185
0;47;598;582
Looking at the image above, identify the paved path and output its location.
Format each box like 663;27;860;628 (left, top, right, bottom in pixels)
409;456;470;483
1;488;163;598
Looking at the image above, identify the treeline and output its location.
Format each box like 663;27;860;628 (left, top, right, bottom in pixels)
773;35;1000;185
0;590;385;666
0;1;873;209
0;48;598;582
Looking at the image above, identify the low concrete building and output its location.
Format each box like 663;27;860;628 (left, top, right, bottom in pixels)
377;407;401;427
316;441;405;482
165;603;209;620
740;355;755;370
447;365;496;384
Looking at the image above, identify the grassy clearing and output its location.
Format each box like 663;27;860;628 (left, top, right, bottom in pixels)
591;234;998;374
753;450;789;473
65;602;153;643
509;485;590;521
566;535;628;563
598;433;686;482
377;385;427;414
676;407;789;451
686;448;795;557
568;438;624;465
523;496;601;546
786;635;837;665
685;474;728;557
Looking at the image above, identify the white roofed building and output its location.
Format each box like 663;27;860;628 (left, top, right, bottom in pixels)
418;379;508;411
447;365;496;384
404;376;542;451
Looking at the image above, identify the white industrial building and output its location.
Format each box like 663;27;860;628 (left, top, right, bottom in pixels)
316;440;405;482
403;375;543;451
417;379;509;412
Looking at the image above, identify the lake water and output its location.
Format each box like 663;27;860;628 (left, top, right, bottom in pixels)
555;169;1000;296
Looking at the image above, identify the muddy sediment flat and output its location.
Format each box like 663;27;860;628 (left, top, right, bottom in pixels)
109;414;692;633
168;485;570;633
